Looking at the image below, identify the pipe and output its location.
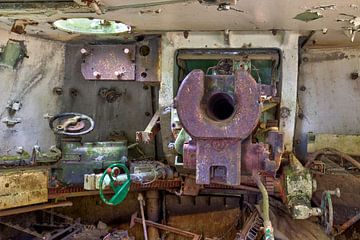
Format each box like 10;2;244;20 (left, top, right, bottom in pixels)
146;191;160;239
253;172;274;240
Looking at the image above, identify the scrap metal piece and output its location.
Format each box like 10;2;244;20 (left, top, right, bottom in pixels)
130;212;201;240
136;110;160;144
236;210;263;240
336;212;360;235
32;145;61;163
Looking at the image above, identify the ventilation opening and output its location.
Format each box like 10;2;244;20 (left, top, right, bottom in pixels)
207;93;235;121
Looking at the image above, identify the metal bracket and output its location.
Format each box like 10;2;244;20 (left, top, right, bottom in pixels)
136;110;160;144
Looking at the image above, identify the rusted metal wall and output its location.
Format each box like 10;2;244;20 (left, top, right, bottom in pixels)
295;47;360;159
0;29;65;156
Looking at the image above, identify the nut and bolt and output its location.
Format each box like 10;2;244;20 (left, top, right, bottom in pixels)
123;48;130;54
115;71;124;78
93;71;101;79
80;48;88;55
168;142;175;150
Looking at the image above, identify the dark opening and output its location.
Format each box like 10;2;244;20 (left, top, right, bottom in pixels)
207;92;235;121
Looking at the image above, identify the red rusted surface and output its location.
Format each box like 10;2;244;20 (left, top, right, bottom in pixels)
176;70;261;185
48;180;182;199
183;141;196;169
81;45;136;80
176;70;260;139
176;70;284;185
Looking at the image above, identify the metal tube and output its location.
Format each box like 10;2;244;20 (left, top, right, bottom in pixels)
253;172;274;240
306;147;360;170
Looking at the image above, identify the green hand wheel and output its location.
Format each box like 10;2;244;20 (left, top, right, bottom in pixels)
99;163;131;205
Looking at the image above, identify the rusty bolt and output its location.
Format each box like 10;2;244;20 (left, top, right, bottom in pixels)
123;48;130;54
114;71;124;78
351;72;359;80
93;71;101;79
280;107;291;119
299;86;306;91
80;48;88;55
302;57;309;62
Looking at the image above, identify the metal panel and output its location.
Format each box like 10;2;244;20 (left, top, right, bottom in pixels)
307;133;360;157
81;45;136;81
295;48;360;159
0;168;48;210
0;32;65;157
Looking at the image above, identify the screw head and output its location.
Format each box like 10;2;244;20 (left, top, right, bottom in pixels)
80;48;88;55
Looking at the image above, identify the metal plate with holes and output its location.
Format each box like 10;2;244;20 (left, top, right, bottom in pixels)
80;36;161;83
81;45;136;80
135;36;161;83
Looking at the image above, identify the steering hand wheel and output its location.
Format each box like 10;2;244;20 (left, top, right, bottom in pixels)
99;163;131;205
49;112;95;136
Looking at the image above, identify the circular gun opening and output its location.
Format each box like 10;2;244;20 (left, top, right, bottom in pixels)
207;93;235;121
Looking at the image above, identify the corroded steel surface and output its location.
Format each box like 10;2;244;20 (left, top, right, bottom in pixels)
176;70;260;139
176;70;261;185
81;45;136;80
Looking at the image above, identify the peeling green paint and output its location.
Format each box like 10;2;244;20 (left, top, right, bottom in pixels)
294;10;323;22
